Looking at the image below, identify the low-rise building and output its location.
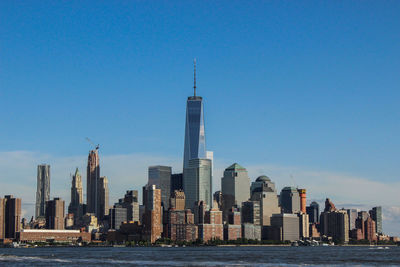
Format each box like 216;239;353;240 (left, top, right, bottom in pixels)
17;229;91;243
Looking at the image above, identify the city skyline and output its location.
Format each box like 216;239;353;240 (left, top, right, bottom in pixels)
1;1;399;237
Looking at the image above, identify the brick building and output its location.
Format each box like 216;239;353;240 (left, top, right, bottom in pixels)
17;229;91;243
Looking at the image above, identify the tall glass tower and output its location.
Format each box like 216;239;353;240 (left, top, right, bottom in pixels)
183;59;206;169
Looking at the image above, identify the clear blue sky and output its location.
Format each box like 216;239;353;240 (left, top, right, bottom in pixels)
1;2;399;181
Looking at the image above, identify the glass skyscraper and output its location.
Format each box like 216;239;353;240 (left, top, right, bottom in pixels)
183;95;206;169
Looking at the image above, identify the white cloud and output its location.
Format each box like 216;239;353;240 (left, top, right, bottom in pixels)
1;151;399;236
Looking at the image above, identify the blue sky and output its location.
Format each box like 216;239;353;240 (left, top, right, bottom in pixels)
1;1;399;234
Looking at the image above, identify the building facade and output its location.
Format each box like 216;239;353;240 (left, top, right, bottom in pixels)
1;195;21;239
370;206;382;234
306;201;320;224
68;168;84;225
98;176;109;220
87;149;100;217
36;164;50;218
183;158;212;211
45;198;65;230
143;185;162;243
148;166;172;210
279;187;301;214
221;163;250;222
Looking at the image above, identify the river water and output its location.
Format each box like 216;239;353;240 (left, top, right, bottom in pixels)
0;246;399;266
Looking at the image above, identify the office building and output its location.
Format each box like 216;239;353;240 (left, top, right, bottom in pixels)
1;195;21;239
170;190;185;211
269;213;300;241
221;163;250;221
279;187;301;214
250;176;280;226
98;176;109;220
117;190;140;222
241;200;261;225
45;198;65;230
148;166;172;210
242;223;262;240
109;206;127;230
183;60;206;169
68;168;84;224
87;149;100;216
36;164;50;218
183;158;212;210
298;213;309;238
171;173;183;192
346;209;358;230
306;201;319;224
370;206;382;234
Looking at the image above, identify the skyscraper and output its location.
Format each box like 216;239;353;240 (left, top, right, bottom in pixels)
36;164;50;218
306;201;320;224
183;158;212;211
370;206;382;234
148;166;172;210
250;176;281;226
87;149;100;217
183;59;206;169
98;176;109;220
221;163;250;221
279;187;301;214
45;197;65;230
143;185;162;243
68;168;84;223
1;195;21;239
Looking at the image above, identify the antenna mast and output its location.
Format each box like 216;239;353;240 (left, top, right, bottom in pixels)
193;58;196;97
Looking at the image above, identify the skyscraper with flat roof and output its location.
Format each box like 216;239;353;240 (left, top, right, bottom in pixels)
279;187;300;214
148;166;172;210
99;176;109;219
46;197;65;230
221;163;250;221
183;59;206;169
307;201;320;224
1;195;21;239
36;164;50;218
183;158;212;211
370;206;382;234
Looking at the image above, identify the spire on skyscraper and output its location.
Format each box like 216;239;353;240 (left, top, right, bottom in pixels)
193;58;196;97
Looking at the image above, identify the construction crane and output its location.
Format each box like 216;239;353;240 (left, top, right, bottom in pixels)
85;137;99;150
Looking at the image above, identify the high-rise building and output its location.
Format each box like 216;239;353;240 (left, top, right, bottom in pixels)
206;151;214;180
183;158;212;211
171;173;183;192
36;164;50;218
143;185;162;243
45;198;65;230
250;176;281;226
346;209;358;230
1;195;21;239
370;206;382;234
279;187;301;214
364;216;377;241
306;201;320;224
87;149;100;217
320;200;349;243
170;190;185;211
68;168;84;224
198;202;223;242
269;213;300;241
183;60;206;169
221;163;250;221
0;198;4;240
241;201;261;225
109;206;127;230
98;176;109;220
115;190;140;222
148;166;172;210
298;213;310;238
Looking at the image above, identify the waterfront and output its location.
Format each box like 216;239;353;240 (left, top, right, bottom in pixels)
0;246;399;266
